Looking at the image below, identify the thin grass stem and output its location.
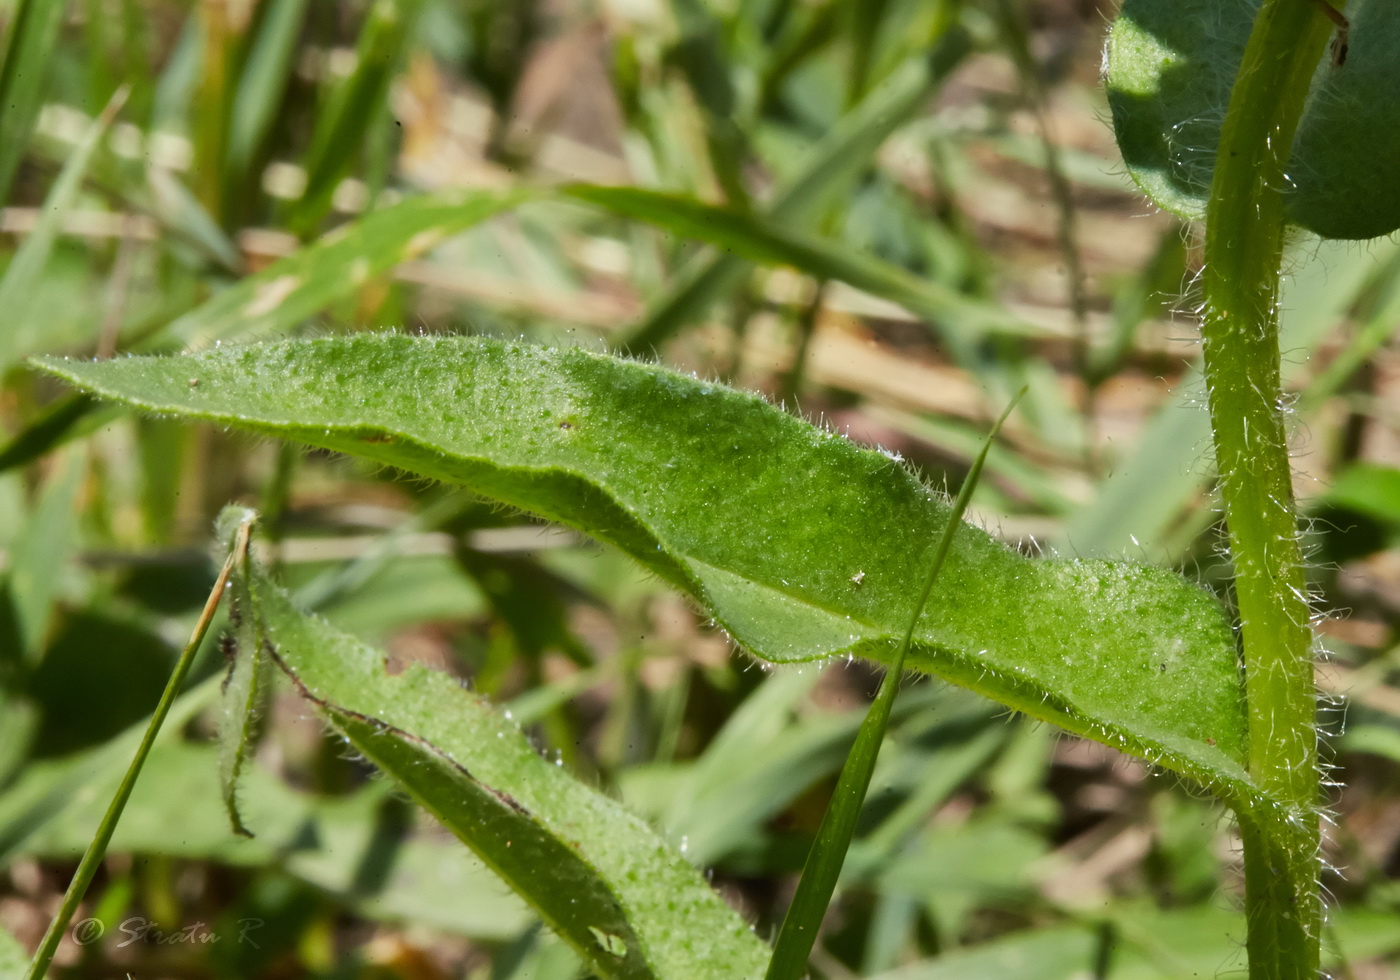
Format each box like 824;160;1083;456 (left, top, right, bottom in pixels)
764;389;1025;980
22;515;256;980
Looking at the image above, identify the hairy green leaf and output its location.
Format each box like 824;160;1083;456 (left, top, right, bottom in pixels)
217;509;273;837
40;336;1265;810
1106;0;1400;240
231;546;769;980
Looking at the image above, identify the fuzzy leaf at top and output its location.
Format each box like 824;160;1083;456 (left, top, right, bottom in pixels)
39;336;1260;807
1107;0;1400;240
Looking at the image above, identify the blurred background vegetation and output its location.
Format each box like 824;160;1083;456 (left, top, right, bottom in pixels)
0;0;1398;976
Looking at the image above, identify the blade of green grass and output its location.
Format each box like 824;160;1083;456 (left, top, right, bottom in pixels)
0;396;105;475
191;0;234;219
5;450;82;663
764;390;1023;980
21;514;254;980
0;0;66;207
163;187;528;347
565;184;1031;339
667;0;751;208
0;87;126;374
288;0;421;238
148;167;245;273
226;0;310;195
623;24;971;351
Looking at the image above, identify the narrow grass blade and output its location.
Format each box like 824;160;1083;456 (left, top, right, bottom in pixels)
20;514;254;980
0;88;126;374
289;0;420;237
226;0;311;191
0;397;120;476
0;396;102;474
668;0;750;208
0;692;38;788
6;451;83;662
624;29;971;351
162;187;528;347
764;391;1023;980
229;530;770;980
191;0;233;218
566;185;1029;339
0;0;66;207
37;336;1266;812
148;168;244;273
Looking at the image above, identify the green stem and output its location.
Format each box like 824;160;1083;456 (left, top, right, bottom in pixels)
1201;2;1335;975
764;390;1023;980
23;516;254;980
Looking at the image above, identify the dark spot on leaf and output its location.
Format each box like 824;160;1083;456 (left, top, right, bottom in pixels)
487;784;531;816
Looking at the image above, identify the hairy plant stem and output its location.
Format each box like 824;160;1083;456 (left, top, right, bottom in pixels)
1201;2;1334;976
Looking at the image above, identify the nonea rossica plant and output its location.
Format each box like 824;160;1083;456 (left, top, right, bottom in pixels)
16;1;1399;978
1108;0;1400;976
37;336;1249;979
